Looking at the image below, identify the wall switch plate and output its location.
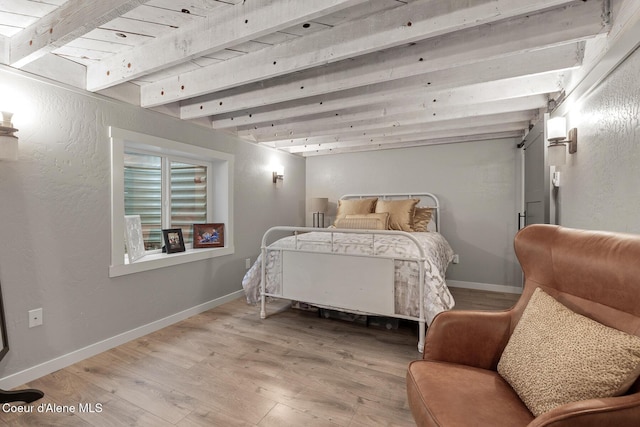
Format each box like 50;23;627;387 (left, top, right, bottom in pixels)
452;254;460;264
29;308;43;328
245;258;251;269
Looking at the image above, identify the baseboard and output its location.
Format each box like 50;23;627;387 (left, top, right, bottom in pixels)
447;280;523;295
0;289;245;390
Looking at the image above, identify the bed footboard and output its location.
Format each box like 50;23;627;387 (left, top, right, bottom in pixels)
260;226;428;352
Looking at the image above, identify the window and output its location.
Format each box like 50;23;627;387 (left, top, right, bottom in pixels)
110;127;234;277
124;153;208;249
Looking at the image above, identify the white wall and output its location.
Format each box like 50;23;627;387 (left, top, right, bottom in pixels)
0;67;305;386
306;139;523;290
556;46;640;232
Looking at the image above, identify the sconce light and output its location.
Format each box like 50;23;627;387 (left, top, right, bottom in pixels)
272;164;284;183
547;116;577;167
310;197;328;228
0;111;18;161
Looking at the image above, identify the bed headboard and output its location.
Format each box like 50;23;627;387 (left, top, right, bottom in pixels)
340;193;441;232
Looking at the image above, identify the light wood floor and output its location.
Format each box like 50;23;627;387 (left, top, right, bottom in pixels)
449;287;520;311
3;288;520;426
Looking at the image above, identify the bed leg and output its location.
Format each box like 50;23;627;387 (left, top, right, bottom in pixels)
260;298;266;319
417;320;426;353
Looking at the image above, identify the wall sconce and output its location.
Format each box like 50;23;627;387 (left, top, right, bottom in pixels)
310;197;328;228
272;164;284;183
0;111;18;161
547;116;577;167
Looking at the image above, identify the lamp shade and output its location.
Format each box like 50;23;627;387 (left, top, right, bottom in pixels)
547;117;567;142
310;197;328;213
0;135;18;161
548;142;566;167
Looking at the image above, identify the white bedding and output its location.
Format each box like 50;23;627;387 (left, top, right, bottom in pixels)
242;230;456;324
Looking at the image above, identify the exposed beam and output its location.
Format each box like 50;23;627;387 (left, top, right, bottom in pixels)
210;46;577;129
8;0;150;68
86;0;369;91
211;65;569;130
270;111;538;148
286;122;528;153
142;0;580;107
241;95;549;142
298;131;525;156
181;0;606;119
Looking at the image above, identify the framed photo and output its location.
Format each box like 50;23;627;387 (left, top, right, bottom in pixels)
193;223;225;248
162;228;186;253
124;215;146;263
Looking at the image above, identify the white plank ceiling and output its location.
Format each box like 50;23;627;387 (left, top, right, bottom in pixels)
0;0;637;156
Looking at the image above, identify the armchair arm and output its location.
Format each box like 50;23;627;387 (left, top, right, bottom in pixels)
423;309;513;370
528;393;640;427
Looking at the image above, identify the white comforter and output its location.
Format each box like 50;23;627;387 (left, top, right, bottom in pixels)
242;231;455;324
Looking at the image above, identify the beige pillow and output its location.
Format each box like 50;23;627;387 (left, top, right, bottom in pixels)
345;213;390;230
334;198;377;225
335;217;386;230
497;288;640;417
375;199;419;231
412;207;433;232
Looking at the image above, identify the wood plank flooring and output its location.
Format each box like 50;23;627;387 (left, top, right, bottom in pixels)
2;288;520;426
449;287;520;311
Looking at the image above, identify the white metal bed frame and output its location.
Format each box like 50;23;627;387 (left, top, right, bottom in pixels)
260;193;442;352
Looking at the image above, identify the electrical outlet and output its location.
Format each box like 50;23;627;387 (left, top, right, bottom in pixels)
245;258;251;269
452;254;460;264
29;308;43;328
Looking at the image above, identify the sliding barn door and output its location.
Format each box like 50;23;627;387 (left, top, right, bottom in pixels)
522;120;550;226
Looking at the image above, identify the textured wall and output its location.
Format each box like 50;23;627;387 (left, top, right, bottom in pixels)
306;139;524;288
0;67;305;382
557;46;640;232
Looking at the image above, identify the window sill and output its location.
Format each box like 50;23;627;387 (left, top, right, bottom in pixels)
109;246;234;277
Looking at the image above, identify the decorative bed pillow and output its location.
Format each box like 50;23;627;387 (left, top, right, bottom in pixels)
334;198;377;224
345;213;390;230
374;199;419;231
412;207;433;232
335;216;387;230
497;288;640;417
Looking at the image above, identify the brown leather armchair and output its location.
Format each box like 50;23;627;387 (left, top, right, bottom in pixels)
406;224;640;426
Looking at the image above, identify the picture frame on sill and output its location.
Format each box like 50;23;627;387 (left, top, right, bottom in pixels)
124;215;146;263
162;228;186;253
193;223;225;248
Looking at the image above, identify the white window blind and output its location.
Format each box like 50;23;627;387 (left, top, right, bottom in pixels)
170;161;207;244
124;154;208;250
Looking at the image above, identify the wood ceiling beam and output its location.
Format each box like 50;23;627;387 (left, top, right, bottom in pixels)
8;0;150;68
286;122;529;154
212;66;568;130
297;131;525;157
270;111;538;148
210;46;577;129
86;0;369;92
142;0;579;108
180;0;606;119
240;95;549;142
